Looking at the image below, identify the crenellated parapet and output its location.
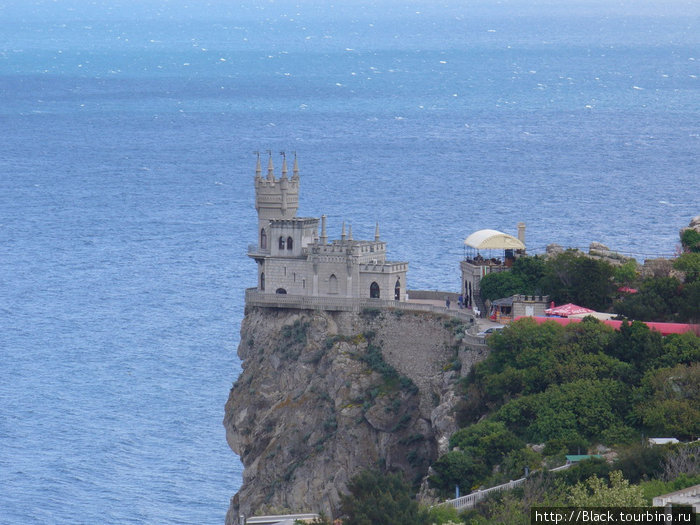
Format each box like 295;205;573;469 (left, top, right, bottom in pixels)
254;152;300;238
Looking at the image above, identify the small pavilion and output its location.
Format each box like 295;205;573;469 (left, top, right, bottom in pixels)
460;225;526;314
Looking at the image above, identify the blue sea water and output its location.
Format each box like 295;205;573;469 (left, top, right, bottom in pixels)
1;1;698;523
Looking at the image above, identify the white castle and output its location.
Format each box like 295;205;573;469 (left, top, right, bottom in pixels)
248;153;408;301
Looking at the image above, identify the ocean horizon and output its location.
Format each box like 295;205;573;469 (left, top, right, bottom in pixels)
1;1;698;523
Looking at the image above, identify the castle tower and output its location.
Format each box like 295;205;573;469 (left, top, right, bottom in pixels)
254;152;299;251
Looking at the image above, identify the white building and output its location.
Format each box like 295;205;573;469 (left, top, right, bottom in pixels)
248;153;408;301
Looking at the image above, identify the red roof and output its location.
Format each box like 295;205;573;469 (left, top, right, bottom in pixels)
517;316;699;336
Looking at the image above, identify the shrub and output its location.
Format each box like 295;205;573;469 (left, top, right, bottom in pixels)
340;470;428;525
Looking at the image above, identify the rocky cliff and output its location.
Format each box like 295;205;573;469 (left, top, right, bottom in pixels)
223;306;488;522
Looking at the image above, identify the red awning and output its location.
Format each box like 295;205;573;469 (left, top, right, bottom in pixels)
544;303;595;317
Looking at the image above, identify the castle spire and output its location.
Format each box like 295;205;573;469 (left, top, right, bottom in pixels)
321;215;327;245
292;152;299;180
280;151;288;179
341;221;346;242
348;224;353;241
266;150;275;181
255;151;262;180
374;222;380;242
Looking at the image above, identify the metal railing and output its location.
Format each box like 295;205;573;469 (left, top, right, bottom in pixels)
442;462;572;510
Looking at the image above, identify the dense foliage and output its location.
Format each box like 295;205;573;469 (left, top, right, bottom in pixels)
479;248;699;322
479;251;617;311
429;318;700;496
339;470;428;525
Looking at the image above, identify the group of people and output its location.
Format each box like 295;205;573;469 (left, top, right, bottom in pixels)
445;294;472;310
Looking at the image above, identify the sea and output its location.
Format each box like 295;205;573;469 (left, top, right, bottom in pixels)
0;0;698;523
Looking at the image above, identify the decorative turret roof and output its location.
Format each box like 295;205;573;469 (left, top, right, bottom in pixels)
255;152;262;180
280;152;288;180
292;152;299;181
266;152;274;181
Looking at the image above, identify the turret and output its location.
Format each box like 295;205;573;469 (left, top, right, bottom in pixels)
320;215;328;245
254;151;300;250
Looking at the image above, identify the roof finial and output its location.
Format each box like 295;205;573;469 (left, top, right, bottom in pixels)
374;222;380;242
266;149;274;180
292;151;299;180
280;151;288;179
254;151;262;179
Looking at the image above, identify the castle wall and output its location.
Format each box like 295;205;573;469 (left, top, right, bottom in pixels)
262;258;310;295
359;267;406;300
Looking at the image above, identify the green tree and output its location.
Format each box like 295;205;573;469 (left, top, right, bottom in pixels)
634;363;700;440
680;228;700;253
607;321;665;376
450;420;524;466
426;504;460;525
339;470;428;525
478;256;546;302
567;471;646;506
673;252;700;283
429;451;488;495
614;260;639;287
678;280;700;323
540;251;616;311
479;271;527;302
614;277;683;322
497;379;629;444
653;331;700;369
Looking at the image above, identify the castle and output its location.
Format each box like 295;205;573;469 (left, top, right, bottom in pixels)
248;153;408;301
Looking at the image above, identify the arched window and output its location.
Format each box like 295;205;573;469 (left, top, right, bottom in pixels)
279;236;285;250
394;278;401;300
287;236;293;250
370;282;380;299
275;288;287;294
260;228;267;250
260;272;265;291
329;274;338;294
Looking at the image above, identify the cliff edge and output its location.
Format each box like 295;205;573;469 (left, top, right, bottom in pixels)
223;306;488;521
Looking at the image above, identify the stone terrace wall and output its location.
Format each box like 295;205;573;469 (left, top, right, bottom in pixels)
244;289;474;324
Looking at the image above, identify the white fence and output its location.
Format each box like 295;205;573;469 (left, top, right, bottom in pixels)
442;462;572;510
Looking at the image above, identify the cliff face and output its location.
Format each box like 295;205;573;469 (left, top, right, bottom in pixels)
224;306;487;521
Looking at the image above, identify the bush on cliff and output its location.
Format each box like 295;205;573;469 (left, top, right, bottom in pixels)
339;470;428;525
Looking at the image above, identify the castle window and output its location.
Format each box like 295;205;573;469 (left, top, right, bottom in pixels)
260;228;267;250
279;236;285;250
395;278;400;300
287;236;293;250
329;274;338;294
370;282;380;299
275;288;287;294
260;272;265;291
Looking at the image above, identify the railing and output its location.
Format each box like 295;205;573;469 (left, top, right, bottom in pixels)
442;462;572;510
449;479;527;510
244;289;475;323
652;484;700;508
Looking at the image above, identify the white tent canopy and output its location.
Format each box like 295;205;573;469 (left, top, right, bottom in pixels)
464;229;525;250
